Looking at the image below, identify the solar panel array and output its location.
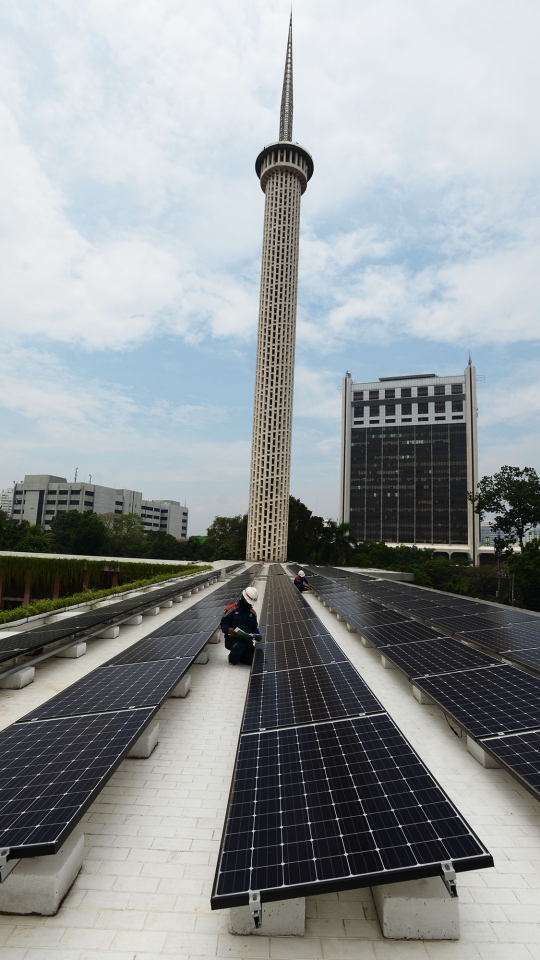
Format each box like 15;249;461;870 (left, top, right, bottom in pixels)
295;565;540;803
211;565;492;911
0;566;229;670
0;565;259;859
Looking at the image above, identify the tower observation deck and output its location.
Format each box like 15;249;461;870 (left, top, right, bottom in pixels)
246;16;313;561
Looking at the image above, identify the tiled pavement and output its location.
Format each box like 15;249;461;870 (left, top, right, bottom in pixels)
1;567;540;958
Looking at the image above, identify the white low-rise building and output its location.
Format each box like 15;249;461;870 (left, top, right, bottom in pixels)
8;474;189;540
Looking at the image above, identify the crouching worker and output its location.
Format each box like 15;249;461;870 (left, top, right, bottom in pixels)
221;585;262;665
294;569;311;592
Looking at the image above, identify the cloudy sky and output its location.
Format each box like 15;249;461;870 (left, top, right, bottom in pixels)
1;0;539;533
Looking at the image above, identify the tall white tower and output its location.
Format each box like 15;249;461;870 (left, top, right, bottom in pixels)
246;17;313;561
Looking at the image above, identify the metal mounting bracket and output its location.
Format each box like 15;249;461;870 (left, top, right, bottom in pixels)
249;889;262;928
0;848;20;883
440;861;458;898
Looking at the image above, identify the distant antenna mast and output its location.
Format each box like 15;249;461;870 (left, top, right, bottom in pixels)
74;466;78;482
89;474;92;483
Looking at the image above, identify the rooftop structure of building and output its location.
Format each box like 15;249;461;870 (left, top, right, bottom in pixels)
0;562;537;955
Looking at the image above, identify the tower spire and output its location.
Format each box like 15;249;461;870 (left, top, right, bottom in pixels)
279;14;293;142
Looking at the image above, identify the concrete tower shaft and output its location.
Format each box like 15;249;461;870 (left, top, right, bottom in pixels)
246;19;313;561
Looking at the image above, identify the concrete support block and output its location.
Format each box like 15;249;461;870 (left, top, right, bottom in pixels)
127;719;159;758
229;897;305;936
97;625;120;639
195;648;209;664
170;674;191;698
161;600;173;608
184;591;192;598
336;614;344;622
346;623;356;633
0;667;35;689
173;595;184;603
192;587;199;594
412;685;434;705
125;614;143;626
55;643;86;659
208;628;221;644
0;829;84;916
143;606;160;617
381;655;395;669
360;636;374;647
372;876;459;940
467;736;500;768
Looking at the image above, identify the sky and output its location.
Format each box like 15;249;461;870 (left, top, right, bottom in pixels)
1;0;539;535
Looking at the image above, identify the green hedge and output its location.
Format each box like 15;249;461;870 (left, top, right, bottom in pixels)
0;565;211;625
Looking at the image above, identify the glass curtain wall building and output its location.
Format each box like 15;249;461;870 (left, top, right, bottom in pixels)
339;365;479;562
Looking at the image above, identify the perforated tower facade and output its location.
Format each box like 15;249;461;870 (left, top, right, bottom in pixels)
246;18;313;561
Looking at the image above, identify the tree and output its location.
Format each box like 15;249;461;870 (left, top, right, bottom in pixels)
508;540;540;611
287;497;324;562
319;521;358;566
50;511;109;555
470;466;540;547
205;515;247;560
102;513;146;558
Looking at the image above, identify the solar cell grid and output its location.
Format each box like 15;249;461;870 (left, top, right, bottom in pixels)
456;623;540;653
416;665;540;739
359;621;446;648
21;660;194;721
381;638;498;679
212;714;492;907
243;661;384;732
110;634;207;665
252;634;346;675
0;709;153;855
506;646;540;672
480;729;540;800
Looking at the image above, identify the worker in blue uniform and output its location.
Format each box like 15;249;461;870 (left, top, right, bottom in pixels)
221;585;262;665
294;569;311;592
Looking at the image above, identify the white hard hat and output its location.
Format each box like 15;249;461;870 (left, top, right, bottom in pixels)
242;586;258;603
298;570;305;577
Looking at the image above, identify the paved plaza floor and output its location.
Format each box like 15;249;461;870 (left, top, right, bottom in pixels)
1;568;539;959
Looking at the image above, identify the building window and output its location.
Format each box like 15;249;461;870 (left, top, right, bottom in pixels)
69;499;80;505
434;385;446;395
59;490;68;495
353;406;363;417
46;499;56;505
57;500;67;505
401;388;411;397
45;509;55;515
452;383;462;394
417;386;428;397
452;400;463;412
84;501;94;507
71;490;81;495
370;405;380;416
353;391;363;400
115;509;123;514
384;389;395;399
369;390;379;400
385;405;395;415
417;402;429;414
401;403;412;415
13;509;21;514
435;401;446;414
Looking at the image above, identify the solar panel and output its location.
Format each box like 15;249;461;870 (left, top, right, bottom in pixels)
415;665;540;739
242;662;384;733
263;619;326;643
359;621;446;648
211;714;493;908
380;638;498;680
110;634;207;664
252;635;346;675
21;660;193;721
480;729;540;800
0;709;153;855
456;623;540;653
504;645;540;672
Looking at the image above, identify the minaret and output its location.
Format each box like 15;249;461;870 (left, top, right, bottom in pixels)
246;16;314;562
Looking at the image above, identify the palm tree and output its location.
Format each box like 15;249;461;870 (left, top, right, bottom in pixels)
320;521;357;566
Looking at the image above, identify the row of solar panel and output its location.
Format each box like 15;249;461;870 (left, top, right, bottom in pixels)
0;566;258;860
300;567;540;801
211;566;492;911
0;565;237;668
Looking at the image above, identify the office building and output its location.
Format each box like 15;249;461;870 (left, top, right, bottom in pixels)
9;475;189;540
0;489;13;515
340;364;479;561
246;16;314;561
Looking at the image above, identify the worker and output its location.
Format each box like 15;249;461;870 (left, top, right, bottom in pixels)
294;569;311;592
221;585;262;665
